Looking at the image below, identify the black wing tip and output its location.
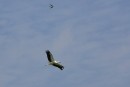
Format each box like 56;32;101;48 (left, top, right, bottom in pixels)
46;50;50;53
60;66;64;70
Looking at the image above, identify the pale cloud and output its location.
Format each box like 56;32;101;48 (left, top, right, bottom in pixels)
52;29;73;52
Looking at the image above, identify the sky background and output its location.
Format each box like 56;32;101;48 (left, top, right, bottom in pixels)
0;0;130;87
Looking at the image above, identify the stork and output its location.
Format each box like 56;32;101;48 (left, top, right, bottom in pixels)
45;50;64;70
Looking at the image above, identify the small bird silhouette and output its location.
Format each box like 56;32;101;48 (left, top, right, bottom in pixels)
49;4;54;8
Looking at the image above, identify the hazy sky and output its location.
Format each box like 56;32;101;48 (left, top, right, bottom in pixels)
0;0;130;87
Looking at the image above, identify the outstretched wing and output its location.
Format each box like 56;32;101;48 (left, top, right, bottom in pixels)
53;63;64;70
46;50;54;62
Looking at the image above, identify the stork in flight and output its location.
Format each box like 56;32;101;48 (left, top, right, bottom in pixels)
45;50;64;70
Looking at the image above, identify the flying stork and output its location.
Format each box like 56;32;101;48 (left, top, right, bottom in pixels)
45;50;64;70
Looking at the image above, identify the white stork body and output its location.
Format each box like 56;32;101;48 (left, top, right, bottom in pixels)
46;50;64;70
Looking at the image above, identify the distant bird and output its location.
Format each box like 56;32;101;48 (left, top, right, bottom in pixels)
49;4;54;8
45;50;64;70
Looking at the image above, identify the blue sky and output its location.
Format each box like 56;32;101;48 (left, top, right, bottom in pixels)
0;0;130;87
